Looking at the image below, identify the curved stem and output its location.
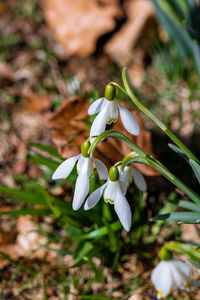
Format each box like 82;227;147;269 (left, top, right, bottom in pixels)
90;130;200;205
120;67;198;162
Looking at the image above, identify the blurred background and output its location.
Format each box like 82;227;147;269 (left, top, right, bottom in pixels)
0;0;200;299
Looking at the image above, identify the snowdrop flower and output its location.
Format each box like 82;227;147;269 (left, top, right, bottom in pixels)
118;165;147;194
84;165;132;231
52;141;108;210
151;247;192;299
89;84;140;138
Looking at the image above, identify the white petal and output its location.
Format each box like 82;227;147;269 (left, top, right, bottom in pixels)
114;183;132;231
172;259;192;287
173;260;192;278
103;180;118;204
117;103;140;136
119;166;133;186
77;156;94;177
52;154;80;180
89;106;108;137
72;159;90;210
84;183;107;210
106;100;118;124
93;158;108;180
132;168;147;192
88;97;104;115
151;261;174;298
170;262;186;290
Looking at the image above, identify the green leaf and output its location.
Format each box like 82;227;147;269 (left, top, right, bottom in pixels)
103;218;118;252
152;211;200;223
71;245;103;268
73;242;93;262
190;159;200;184
0;209;51;217
37;184;61;217
29;142;63;160
188;259;200;269
178;200;200;213
0;185;46;206
165;241;200;262
190;281;200;287
168;143;189;162
82;220;122;240
29;153;60;172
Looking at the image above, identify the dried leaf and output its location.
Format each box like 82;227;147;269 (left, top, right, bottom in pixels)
48;97;89;157
43;0;121;56
21;89;51;113
105;0;156;86
48;97;158;176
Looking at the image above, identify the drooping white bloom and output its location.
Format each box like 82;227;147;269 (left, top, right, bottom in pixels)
52;148;108;211
84;167;132;231
151;259;192;299
118;165;147;194
88;97;140;138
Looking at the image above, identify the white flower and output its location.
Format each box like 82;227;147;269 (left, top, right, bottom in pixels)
118;165;147;194
88;97;140;138
52;142;108;210
151;259;192;299
84;166;132;231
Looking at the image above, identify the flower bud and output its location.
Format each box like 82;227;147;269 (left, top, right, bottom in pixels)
109;165;119;182
159;247;173;261
105;83;116;101
81;141;90;157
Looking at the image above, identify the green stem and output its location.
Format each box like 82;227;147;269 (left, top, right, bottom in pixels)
90;130;200;205
120;67;198;162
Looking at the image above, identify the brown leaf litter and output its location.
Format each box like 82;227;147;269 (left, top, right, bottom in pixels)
43;0;122;57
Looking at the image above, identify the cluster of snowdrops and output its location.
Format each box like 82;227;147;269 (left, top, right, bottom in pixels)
52;83;192;299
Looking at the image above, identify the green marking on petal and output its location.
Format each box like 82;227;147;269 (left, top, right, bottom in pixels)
105;198;114;204
107;118;117;124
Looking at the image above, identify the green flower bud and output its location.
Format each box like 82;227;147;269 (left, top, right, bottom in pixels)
105;83;116;101
159;247;173;261
81;141;90;157
109;166;119;182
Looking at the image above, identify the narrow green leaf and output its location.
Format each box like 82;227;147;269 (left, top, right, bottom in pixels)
103;218;118;252
74;242;93;262
43;276;48;300
29;153;60;172
0;209;51;217
37;184;61;217
29;142;63;160
0;185;46;206
190;281;200;287
168;143;189;162
190;159;200;184
82;220;122;240
71;245;103;268
165;241;200;262
152;211;200;223
178;200;200;213
188;259;200;269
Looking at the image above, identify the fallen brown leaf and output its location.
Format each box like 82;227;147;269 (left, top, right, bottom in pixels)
48;97;158;176
43;0;121;56
21;89;51;113
105;0;156;86
48;97;90;157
